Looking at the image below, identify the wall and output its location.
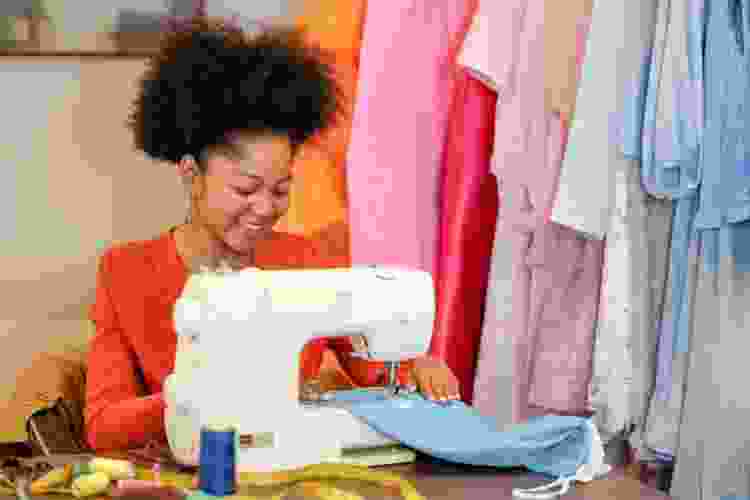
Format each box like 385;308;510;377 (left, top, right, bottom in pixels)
0;58;185;439
0;1;302;441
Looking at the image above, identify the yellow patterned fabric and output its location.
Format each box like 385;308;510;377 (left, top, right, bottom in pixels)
137;463;424;500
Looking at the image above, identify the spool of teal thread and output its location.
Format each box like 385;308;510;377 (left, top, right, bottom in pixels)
198;425;236;496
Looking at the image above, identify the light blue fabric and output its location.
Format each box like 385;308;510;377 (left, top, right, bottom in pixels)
623;0;703;199
655;195;699;402
694;0;750;230
330;390;594;480
621;0;706;402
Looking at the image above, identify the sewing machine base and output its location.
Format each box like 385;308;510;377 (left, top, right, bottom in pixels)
334;445;417;467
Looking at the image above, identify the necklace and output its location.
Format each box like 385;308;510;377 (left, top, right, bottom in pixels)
175;224;256;273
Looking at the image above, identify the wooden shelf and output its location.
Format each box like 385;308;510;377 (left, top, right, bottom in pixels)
0;50;157;58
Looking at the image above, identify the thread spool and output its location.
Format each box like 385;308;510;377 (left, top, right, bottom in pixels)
71;472;110;498
89;458;136;480
198;424;236;496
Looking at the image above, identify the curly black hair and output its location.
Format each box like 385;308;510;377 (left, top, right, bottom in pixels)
128;17;343;167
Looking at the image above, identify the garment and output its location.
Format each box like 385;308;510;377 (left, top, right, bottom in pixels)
461;0;538;425
634;0;702;405
640;223;693;458
345;2;476;274
524;218;604;414
463;0;604;424
668;4;750;495
581;0;674;451
636;0;704;460
85;228;411;451
670;224;750;500
692;0;750;232
602;171;673;455
430;69;498;403
602;0;702;464
637;0;701;199
550;0;659;239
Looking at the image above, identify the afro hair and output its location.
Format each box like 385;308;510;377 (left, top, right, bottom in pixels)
128;17;343;166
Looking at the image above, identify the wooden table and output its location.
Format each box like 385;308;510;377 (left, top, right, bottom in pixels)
0;452;670;500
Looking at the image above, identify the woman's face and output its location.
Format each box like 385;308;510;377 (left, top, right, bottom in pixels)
192;133;294;255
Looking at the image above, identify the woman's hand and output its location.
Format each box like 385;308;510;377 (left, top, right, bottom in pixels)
410;356;460;401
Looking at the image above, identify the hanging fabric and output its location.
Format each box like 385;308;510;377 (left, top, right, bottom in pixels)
607;0;701;466
430;68;498;404
279;0;366;266
562;0;662;452
345;1;476;275
669;0;750;497
670;224;750;500
692;0;750;243
456;0;525;427
730;0;745;53
460;0;604;426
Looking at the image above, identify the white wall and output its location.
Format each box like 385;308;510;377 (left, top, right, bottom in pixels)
0;0;300;441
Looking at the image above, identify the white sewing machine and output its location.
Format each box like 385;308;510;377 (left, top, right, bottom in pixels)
163;265;435;472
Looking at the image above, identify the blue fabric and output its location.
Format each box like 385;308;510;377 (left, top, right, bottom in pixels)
622;0;707;402
729;0;745;54
330;390;594;479
694;0;750;230
622;0;704;199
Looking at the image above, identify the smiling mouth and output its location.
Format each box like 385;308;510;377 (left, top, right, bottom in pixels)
242;222;270;232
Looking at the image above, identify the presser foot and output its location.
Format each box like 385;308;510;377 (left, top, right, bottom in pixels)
299;385;419;406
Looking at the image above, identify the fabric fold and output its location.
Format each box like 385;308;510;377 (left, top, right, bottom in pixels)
430;69;499;403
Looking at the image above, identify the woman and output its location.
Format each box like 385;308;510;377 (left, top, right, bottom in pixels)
84;18;460;452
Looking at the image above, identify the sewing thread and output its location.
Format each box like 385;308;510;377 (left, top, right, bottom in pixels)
88;458;136;480
198;424;236;496
71;472;110;498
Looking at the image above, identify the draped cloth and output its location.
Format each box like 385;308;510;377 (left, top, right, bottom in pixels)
430;69;499;403
278;0;367;265
345;1;477;275
461;0;605;425
670;225;750;500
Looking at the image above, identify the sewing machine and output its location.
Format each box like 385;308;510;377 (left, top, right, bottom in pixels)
163;265;435;472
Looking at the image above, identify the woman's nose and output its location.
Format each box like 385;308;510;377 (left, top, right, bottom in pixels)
251;193;275;216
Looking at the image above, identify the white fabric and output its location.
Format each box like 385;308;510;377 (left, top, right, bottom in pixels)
458;0;527;427
572;0;665;447
512;420;611;499
549;0;657;239
588;157;672;446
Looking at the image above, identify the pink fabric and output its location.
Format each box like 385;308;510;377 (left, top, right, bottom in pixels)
430;69;498;403
458;0;525;99
345;2;476;274
465;0;604;423
503;117;604;422
525;226;604;413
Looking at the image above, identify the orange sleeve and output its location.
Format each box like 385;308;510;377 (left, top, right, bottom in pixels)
84;249;165;451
